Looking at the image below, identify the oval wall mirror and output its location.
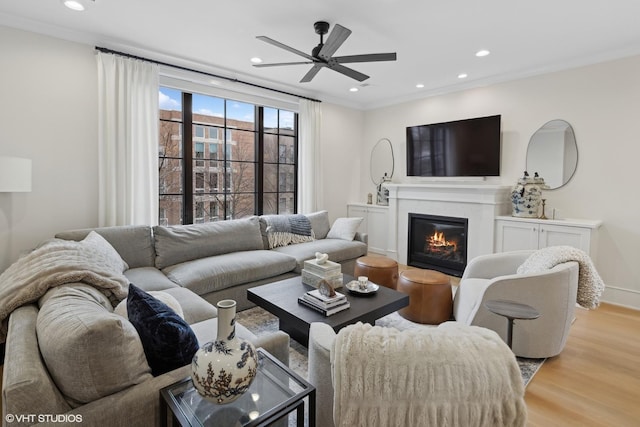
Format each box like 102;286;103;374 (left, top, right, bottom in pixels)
526;120;578;190
370;138;394;185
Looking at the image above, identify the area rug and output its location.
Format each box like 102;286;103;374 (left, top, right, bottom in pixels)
237;307;545;388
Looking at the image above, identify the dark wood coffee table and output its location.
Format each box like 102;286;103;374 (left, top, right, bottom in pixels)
247;275;409;346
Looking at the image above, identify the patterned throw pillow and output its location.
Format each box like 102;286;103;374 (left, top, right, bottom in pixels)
126;284;199;376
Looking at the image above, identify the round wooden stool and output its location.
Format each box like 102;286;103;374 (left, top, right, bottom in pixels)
354;256;399;290
397;269;452;324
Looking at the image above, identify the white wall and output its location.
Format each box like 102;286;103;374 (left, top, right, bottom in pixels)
361;56;640;309
0;26;99;272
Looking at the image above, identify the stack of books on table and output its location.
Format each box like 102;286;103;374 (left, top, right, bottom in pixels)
298;289;350;316
301;258;343;289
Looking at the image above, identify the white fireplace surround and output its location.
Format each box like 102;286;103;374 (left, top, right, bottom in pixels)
385;183;512;265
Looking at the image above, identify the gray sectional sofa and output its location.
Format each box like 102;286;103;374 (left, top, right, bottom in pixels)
2;211;367;426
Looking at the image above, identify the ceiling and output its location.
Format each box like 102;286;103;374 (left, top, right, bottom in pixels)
2;0;640;110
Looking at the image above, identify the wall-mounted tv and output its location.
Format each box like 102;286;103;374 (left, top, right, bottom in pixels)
406;115;501;177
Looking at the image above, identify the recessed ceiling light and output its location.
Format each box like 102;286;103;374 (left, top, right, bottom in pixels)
61;0;94;11
458;73;468;79
475;49;490;57
349;87;359;92
416;84;425;88
250;57;262;64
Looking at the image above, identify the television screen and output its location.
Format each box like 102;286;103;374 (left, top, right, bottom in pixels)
406;115;501;177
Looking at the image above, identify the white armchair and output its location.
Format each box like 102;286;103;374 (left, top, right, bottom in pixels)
453;250;579;358
308;322;526;427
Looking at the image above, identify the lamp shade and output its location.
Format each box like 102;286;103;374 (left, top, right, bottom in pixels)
0;157;32;192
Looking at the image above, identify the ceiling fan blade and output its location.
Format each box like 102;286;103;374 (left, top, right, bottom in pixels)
318;24;351;60
256;36;316;61
253;61;314;68
334;53;397;64
329;63;370;82
300;64;326;83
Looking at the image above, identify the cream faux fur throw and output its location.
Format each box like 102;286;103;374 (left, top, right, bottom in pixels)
0;232;130;341
331;322;527;427
517;245;605;309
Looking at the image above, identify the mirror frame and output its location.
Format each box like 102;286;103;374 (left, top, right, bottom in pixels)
370;138;394;185
526;119;578;190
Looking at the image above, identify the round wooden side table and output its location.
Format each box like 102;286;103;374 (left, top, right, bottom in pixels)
484;299;541;348
354;256;399;290
397;269;452;324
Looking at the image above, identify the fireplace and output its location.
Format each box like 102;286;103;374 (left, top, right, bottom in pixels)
407;213;468;277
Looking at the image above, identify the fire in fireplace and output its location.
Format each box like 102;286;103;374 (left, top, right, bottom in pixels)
407;213;468;277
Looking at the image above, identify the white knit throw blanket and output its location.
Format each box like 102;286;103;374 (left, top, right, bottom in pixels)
0;237;129;341
331;322;527;427
517;245;605;309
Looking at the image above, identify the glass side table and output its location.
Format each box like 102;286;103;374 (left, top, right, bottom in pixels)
161;348;315;427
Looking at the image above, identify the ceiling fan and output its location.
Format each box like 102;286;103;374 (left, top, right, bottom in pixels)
254;21;397;83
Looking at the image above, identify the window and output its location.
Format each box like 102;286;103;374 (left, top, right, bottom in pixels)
158;87;298;225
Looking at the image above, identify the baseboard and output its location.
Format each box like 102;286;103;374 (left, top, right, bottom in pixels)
601;286;640;310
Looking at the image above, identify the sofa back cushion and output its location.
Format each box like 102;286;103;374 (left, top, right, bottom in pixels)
153;216;264;269
36;284;152;406
55;225;155;268
306;210;331;240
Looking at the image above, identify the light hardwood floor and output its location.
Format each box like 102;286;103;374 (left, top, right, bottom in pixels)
1;293;638;426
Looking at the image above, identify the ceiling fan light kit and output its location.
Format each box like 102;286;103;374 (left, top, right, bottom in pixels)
255;21;397;83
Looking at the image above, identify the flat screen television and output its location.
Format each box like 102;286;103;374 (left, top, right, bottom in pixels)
406;115;501;177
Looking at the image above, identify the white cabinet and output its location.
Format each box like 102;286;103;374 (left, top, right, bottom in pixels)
494;216;602;259
347;203;389;255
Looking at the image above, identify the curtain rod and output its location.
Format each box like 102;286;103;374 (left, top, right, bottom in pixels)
95;46;321;103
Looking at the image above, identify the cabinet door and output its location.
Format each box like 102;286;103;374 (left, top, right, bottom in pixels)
539;224;591;252
347;205;368;234
495;220;539;252
366;208;388;254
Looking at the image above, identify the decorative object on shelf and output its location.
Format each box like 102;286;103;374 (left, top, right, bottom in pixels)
367;193;373;205
191;299;258;404
539;199;548;220
376;173;391;206
511;171;549;218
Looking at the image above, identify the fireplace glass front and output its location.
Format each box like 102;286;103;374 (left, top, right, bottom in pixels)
407;213;468;277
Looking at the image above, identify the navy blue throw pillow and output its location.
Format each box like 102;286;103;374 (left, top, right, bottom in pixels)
126;284;199;376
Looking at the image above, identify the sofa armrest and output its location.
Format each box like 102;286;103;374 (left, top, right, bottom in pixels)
252;330;290;367
354;232;368;245
54;366;191;427
308;322;337;427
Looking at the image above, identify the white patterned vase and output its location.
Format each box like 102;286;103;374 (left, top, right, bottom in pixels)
511;172;546;218
191;299;258;404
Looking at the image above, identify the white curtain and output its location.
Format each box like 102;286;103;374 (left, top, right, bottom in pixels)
97;52;159;226
298;99;322;213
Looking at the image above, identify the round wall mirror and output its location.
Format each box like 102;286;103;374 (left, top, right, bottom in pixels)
370;138;394;185
526;120;578;190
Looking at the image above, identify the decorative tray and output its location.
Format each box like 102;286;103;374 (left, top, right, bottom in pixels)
345;280;379;296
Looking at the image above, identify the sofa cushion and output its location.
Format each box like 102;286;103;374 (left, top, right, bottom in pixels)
326;217;363;241
127;284;200;376
272;239;368;273
161;287;219;325
259;214;315;249
162;250;297;295
153;217;264;269
306;210;331;240
124;266;180;292
55;225;155;268
36;284;152;406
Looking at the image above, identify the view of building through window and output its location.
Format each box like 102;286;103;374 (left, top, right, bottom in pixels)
159;87;297;225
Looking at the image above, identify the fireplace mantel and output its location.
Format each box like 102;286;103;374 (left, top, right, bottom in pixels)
385;183;512;264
